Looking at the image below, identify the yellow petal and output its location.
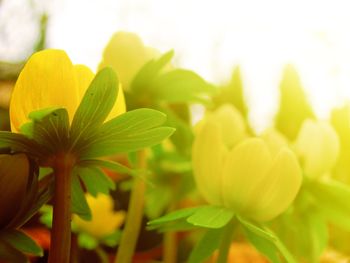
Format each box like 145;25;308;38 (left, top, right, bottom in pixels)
192;119;227;206
10;49;78;132
99;32;158;91
245;148;302;221
295;120;339;179
211;105;246;148
106;83;126;120
73;193;125;239
260;128;288;156
222;138;273;215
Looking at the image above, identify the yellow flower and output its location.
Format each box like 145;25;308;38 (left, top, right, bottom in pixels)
195;104;247;149
73;193;125;239
294;119;339;179
99;32;159;91
192;105;302;222
331;103;350;183
10;49;125;132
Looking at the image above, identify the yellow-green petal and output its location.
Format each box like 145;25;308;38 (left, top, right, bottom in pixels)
99;32;158;91
209;104;246;148
192;120;227;206
10;49;78;132
222;138;273;215
245;148;302;221
295;120;340;179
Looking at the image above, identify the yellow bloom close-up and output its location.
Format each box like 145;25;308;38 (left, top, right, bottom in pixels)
10;49;126;132
73;193;126;239
192;104;302;222
294;119;340;179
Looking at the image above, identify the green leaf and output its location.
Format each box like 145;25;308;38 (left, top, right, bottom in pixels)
78;159;136;177
242;223;297;263
188;228;224;263
0;229;43;256
131;50;174;93
0;131;41;158
237;216;276;242
244;227;282;263
71;172;91;221
79;108;175;158
0;239;28;263
148;206;200;227
152;69;215;104
308;178;350;230
101;230;122;247
186;206;234;229
70;67;119;143
19;107;70;154
77;166;115;197
77;232;98;250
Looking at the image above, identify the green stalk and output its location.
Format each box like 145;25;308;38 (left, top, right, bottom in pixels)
217;219;235;263
163;231;177;263
115;150;147;263
48;153;75;263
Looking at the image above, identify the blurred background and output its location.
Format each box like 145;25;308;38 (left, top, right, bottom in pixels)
1;0;350;131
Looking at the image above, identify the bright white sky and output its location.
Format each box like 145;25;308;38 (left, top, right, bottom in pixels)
1;0;350;131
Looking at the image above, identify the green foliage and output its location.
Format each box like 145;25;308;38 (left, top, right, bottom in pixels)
308;178;350;231
70;67;118;141
188;228;224;263
77;166;115;197
241;219;297;263
71;172;91;221
79;108;175;158
186;206;234;229
0;229;42;256
275;65;315;140
213;67;248;118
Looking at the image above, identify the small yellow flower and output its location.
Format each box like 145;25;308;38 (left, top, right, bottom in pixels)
192;105;302;222
73;193;125;239
294;119;340;179
99;32;159;91
10;49;126;132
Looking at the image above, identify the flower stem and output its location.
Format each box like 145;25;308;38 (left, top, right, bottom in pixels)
115;150;147;263
217;219;235;263
163;203;178;263
163;231;177;263
48;153;75;263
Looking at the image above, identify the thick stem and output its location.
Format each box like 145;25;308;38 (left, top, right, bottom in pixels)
163;203;178;263
163;231;177;263
217;220;235;263
48;153;75;263
115;150;147;263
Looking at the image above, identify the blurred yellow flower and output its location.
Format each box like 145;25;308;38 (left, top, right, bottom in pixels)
73;193;125;239
99;32;159;91
195;104;246;149
294;119;339;179
331;103;350;184
192;105;302;222
10;49;125;132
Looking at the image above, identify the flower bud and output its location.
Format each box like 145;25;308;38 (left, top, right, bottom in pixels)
294;119;339;179
192;105;302;222
99;32;159;91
